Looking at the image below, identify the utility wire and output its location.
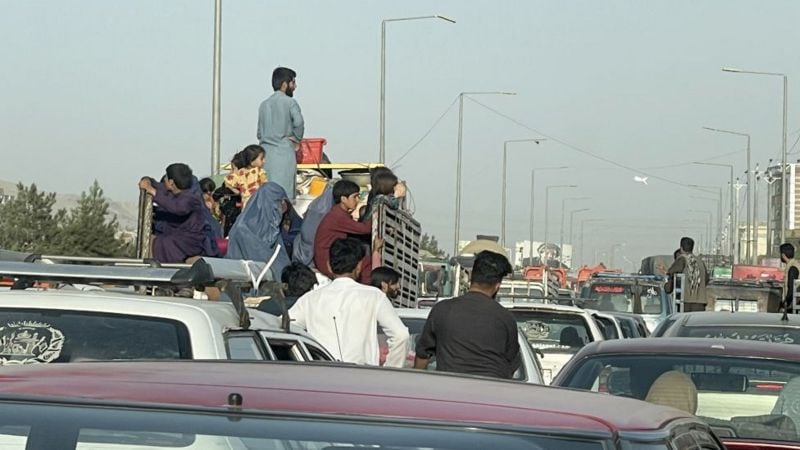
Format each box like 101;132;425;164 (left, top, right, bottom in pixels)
390;95;460;168
465;96;697;189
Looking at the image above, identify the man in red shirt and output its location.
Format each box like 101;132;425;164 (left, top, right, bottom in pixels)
314;180;373;284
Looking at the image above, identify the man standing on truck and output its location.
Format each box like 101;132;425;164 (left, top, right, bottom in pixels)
780;243;799;314
666;237;708;312
258;67;304;200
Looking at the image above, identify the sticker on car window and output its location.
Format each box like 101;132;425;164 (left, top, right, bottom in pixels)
0;321;65;365
519;320;551;340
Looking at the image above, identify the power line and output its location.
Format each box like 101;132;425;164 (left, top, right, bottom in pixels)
390;95;460;168
465;96;697;189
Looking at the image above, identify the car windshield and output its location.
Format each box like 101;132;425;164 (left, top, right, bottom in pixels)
0;400;608;450
585;283;663;315
0;309;192;364
677;325;800;345
560;354;800;443
510;311;593;353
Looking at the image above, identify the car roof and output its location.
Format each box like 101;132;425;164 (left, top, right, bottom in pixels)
679;311;800;327
0;361;696;435
569;337;800;361
0;289;302;334
501;301;589;314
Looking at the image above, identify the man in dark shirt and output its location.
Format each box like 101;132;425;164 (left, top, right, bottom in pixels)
781;243;799;314
414;250;520;379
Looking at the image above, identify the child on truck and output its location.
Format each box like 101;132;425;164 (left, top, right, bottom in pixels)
359;168;406;222
224;144;267;209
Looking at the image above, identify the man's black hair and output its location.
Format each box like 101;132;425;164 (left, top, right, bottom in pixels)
332;179;360;204
165;163;193;190
199;177;216;194
680;237;695;253
781;243;795;259
281;262;317;297
370;267;400;290
470;251;513;286
329;238;366;275
272;67;297;91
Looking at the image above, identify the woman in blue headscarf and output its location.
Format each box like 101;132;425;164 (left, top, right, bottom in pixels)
225;182;301;280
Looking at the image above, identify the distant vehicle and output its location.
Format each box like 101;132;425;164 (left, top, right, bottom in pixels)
378;308;545;384
586;309;624;340
0;360;723;450
705;278;782;313
553;338;800;450
501;301;604;383
577;272;673;332
604;311;651;338
652;312;800;344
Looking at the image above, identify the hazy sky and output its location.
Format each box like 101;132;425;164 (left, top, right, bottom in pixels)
2;0;799;267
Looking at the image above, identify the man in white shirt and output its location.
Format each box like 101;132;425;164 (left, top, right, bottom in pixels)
288;238;410;367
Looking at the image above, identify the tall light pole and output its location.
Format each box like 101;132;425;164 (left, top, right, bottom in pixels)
690;210;713;254
210;0;222;175
723;67;788;245
560;197;590;256
693;162;735;260
703;127;751;263
580;219;603;266
380;15;456;164
528;166;568;264
690;194;721;254
543;184;576;265
501;138;545;247
689;184;723;255
568;208;590;267
453;91;516;255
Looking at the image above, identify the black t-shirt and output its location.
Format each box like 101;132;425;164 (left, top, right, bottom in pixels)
416;291;521;379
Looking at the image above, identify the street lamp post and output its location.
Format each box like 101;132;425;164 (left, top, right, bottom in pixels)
690;195;720;254
502;139;545;247
568;208;590;267
693;162;735;260
528;166;568;264
689;184;723;254
723;67;788;245
560;197;589;256
703;127;751;263
690;210;714;254
210;0;222;175
543;184;577;265
380;15;455;164
453;91;516;256
580;219;603;267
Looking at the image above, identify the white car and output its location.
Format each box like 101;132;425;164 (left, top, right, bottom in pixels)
0;289;334;365
501;301;604;383
379;308;545;384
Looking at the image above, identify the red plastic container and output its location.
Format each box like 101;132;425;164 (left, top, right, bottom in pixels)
296;138;327;164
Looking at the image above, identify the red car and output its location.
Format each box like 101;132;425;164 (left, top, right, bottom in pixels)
553;338;800;450
0;360;719;449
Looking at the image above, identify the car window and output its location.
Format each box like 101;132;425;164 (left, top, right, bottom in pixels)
594;316;619;340
0;401;608;450
263;338;306;361
677;326;800;344
225;332;266;360
0;309;192;364
586;284;664;315
617;319;635;338
511;311;594;353
303;342;332;361
560;354;800;444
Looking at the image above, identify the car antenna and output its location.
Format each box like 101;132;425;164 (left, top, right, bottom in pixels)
332;316;344;361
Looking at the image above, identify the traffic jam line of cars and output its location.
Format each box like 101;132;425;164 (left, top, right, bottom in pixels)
1;256;800;448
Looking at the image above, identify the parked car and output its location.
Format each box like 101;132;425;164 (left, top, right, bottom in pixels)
652;311;800;344
502;301;604;383
553;337;800;450
577;273;672;332
378;308;545;384
0;289;334;364
0;360;723;449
